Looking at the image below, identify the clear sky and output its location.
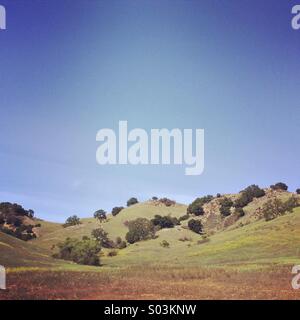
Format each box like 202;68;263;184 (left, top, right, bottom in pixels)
0;0;299;222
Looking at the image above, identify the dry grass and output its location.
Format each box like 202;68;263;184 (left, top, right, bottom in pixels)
1;265;300;300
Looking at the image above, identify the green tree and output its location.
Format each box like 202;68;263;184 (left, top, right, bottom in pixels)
53;237;101;266
92;228;114;248
219;197;234;217
188;219;203;234
270;182;288;191
63;215;81;228
187;195;213;216
111;207;124;216
94;209;107;222
127;197;139;207
125;218;155;244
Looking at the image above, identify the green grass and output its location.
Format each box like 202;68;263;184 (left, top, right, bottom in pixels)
101;206;300;270
2;194;300;273
32;201;187;250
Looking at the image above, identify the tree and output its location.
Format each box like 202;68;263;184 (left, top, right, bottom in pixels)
151;215;179;229
188;219;203;234
111;206;124;217
63;215;81;228
92;228;114;248
262;196;299;221
297;189;300;195
53;237;101;266
125;218;155;244
94;209;107;222
234;185;265;208
187;195;213;216
219;197;233;217
127;197;139;207
270;182;288;191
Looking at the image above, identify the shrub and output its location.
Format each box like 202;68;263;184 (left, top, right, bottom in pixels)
187;195;213;216
219;197;234;217
94;209;107;222
151;215;179;229
127;197;139;207
115;236;127;249
262;196;299;221
270;182;288;191
160;240;170;248
296;189;300;195
53;237;101;266
234;185;265;208
107;250;117;257
111;206;124;216
63;215;81;228
92;228;114;248
188;219;203;234
216;193;221;198
158;198;176;207
125;218;155;244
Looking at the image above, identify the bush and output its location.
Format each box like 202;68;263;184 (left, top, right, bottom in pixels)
94;209;107;222
297;189;300;195
63;215;81;228
127;197;139;207
158;198;176;207
160;240;170;248
219;197;234;217
115;236;127;249
92;228;114;248
125;218;155;244
188;219;203;234
151;215;179;229
53;237;101;266
107;250;117;257
111;207;124;216
216;193;221;198
270;182;288;191
262;196;299;221
187;195;213;216
234;185;265;208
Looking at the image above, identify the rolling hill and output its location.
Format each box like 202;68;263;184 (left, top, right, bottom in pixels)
1;189;299;270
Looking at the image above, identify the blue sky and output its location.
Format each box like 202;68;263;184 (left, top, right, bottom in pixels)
0;0;299;222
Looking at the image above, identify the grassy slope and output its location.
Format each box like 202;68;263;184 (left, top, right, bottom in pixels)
2;194;300;271
0;231;64;268
102;207;300;269
33;201;187;250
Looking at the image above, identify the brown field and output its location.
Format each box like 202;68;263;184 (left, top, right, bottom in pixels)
1;265;300;300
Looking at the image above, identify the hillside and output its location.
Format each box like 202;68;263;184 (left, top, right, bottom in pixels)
32;201;187;251
2;189;299;270
0;231;64;268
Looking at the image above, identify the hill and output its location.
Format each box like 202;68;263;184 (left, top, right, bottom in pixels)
32;201;187;251
0;231;64;268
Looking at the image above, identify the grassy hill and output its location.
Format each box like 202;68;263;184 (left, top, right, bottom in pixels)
100;206;300;269
32;201;187;251
0;231;64;268
2;191;300;271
